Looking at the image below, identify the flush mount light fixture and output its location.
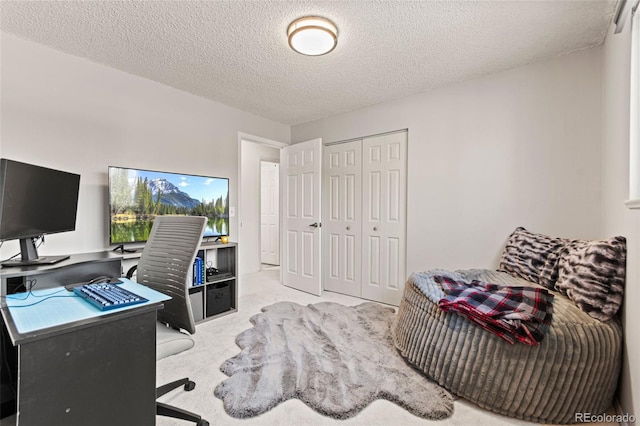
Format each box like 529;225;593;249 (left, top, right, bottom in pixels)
287;16;338;56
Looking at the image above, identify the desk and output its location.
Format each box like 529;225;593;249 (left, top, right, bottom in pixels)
1;280;170;425
1;252;122;304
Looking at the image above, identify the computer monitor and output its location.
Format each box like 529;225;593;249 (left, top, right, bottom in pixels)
0;159;81;266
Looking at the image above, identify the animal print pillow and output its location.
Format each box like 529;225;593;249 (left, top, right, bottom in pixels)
555;236;626;321
498;227;568;289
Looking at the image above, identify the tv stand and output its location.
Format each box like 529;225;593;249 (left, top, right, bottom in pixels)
112;245;139;254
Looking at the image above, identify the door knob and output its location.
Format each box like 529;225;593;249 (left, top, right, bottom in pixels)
346;226;350;230
373;226;378;231
310;222;321;228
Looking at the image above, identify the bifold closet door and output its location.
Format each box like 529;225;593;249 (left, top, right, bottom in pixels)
323;140;362;297
361;132;407;306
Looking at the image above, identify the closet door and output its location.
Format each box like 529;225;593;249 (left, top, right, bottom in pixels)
361;132;407;306
323;140;362;297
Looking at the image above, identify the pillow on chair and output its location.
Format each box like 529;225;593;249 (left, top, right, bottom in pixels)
499;227;626;321
555;236;626;321
498;227;567;289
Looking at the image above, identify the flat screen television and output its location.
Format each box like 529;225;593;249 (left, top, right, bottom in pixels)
0;158;81;266
108;166;229;245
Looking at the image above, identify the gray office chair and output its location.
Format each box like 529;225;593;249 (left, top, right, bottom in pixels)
135;215;209;426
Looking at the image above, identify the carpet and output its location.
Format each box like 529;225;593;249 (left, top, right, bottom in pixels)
214;301;454;419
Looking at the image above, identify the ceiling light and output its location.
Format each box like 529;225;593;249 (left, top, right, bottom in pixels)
287;16;338;56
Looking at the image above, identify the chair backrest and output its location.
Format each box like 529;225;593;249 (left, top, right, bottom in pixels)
136;215;207;335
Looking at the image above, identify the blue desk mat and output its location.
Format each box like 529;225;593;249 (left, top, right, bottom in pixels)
5;279;170;334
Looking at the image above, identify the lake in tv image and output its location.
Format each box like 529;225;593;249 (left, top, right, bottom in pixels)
109;167;229;243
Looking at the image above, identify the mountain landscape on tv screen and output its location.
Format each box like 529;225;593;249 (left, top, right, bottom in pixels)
109;167;229;243
147;178;201;209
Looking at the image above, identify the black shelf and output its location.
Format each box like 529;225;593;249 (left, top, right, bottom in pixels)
188;243;237;323
112;242;238;324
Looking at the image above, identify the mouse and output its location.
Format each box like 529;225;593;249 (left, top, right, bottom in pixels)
88;276;123;285
65;276;122;291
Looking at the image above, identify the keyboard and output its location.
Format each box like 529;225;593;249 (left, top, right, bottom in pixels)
73;282;148;311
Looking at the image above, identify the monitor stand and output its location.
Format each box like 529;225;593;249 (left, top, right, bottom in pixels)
1;255;70;267
0;237;70;267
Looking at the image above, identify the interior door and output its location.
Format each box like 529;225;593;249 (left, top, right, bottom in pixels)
281;138;323;296
361;132;407;306
323;140;362;297
260;161;280;266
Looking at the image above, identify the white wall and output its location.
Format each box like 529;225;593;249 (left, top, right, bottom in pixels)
0;33;290;260
2;17;633;417
239;139;279;274
600;20;639;418
293;48;603;274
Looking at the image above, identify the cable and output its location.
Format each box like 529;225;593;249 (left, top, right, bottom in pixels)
35;235;44;249
0;252;20;264
0;235;45;264
5;294;78;308
0;278;37;300
5;286;64;300
5;288;77;308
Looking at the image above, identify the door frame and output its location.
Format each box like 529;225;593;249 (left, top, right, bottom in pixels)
238;132;287;278
260;159;280;266
239;130;407;303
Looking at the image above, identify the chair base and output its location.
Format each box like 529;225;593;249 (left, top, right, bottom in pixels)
156;377;209;426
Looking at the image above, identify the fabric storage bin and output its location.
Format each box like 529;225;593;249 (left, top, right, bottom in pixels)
206;282;231;316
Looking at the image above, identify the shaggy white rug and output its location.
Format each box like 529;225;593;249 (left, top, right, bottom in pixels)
214;301;453;420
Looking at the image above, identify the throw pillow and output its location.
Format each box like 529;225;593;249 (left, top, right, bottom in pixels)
555;236;626;321
498;227;567;289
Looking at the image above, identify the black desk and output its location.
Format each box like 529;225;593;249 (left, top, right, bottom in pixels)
1;280;168;425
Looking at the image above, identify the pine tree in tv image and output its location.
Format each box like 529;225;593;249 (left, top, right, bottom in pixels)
109;167;229;243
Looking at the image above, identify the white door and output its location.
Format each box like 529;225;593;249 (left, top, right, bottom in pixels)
323;140;362;297
361;132;407;305
281;138;323;296
261;161;280;265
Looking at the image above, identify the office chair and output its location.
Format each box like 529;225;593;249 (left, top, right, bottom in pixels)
135;215;209;426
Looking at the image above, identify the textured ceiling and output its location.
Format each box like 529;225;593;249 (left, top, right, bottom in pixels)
0;1;618;126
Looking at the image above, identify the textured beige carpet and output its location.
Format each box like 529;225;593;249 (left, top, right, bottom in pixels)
152;268;556;425
214;301;453;420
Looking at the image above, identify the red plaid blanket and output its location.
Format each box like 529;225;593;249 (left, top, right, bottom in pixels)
434;275;554;345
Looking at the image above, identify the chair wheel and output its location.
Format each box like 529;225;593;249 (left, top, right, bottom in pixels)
196;420;209;426
184;380;196;391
